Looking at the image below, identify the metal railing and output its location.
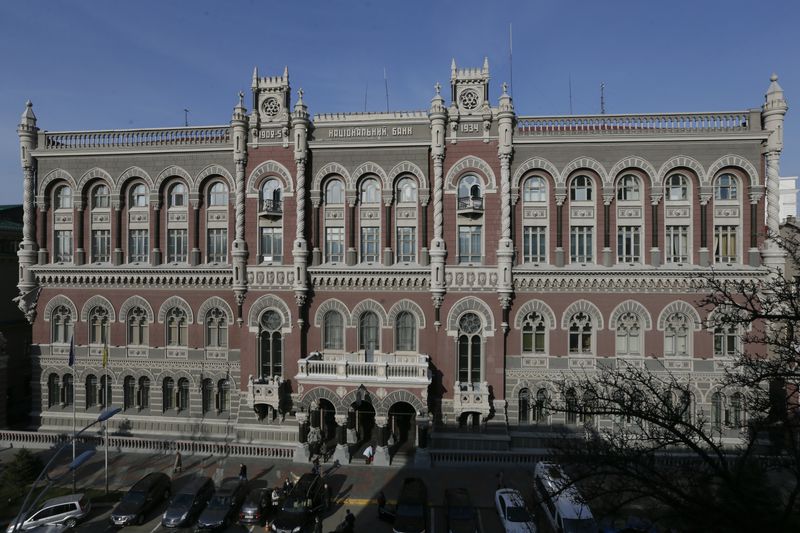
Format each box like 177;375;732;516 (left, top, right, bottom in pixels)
260;198;283;214
516;111;752;137
457;196;484;211
41;126;231;150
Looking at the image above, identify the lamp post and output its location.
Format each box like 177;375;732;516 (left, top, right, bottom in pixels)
10;406;122;532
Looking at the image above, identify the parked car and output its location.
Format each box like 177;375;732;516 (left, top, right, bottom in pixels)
445;488;479;533
238;488;272;526
196;477;247;530
533;462;597;533
161;476;214;528
110;472;171;526
495;488;536;533
7;494;91;532
269;473;328;532
392;478;428;533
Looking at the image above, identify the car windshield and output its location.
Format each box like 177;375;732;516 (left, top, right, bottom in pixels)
449;505;475;520
507;506;532;523
244;490;265;505
281;497;309;513
172;494;195;507
397;504;424;518
122;491;146;505
563;518;598;533
208;495;231;508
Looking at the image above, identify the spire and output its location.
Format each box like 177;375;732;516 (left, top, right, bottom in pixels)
499;81;514;113
293;88;309;121
20;100;36;126
232;91;247;122
283;65;289;79
451;58;457;77
482;56;489;75
765;73;786;105
430;82;445;114
252;66;258;87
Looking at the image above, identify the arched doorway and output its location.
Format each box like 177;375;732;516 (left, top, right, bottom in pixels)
458;411;481;431
350;400;376;457
388;401;417;453
317;399;337;454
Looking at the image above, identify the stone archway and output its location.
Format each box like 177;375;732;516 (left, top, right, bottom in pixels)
388;401;417;454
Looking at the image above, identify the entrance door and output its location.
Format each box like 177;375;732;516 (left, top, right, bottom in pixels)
388;402;417;453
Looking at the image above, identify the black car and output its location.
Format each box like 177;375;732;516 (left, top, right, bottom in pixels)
269;473;328;533
239;488;272;526
110;472;171;527
196;478;247;531
445;488;479;533
393;478;428;533
161;476;214;528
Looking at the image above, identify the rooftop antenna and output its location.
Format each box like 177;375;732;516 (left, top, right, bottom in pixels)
600;82;606;114
509;23;513;98
569;74;573;115
384;67;389;112
183;108;189;127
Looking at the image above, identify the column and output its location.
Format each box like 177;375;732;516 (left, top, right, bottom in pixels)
346;199;357;266
698;195;710;266
190;199;201;266
311;197;321;266
761;73;788;269
420;201;429;266
346;409;357;444
428;82;447;329
650;196;661;266
151;204;162;265
602;194;613;267
413;415;431;468
554;194;565;267
113;203;123;265
748;191;763;266
293;410;311;463
496;152;514;329
332;414;350;464
74;205;85;265
383;200;393;266
16;101;39;323
38;206;48;264
372;416;390;466
230;93;249;322
292;158;309;309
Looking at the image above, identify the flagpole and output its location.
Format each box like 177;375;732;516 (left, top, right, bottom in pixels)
71;336;76;492
103;342;109;494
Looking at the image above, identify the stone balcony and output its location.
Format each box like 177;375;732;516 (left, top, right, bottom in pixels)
452;381;492;420
296;352;431;385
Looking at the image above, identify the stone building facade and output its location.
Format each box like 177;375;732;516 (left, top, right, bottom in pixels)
14;61;789;461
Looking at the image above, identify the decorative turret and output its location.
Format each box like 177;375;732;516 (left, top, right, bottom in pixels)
496;83;515;328
761;73;789;265
497;82;515;155
292;88;311;312
292;88;309;160
429;82;446;157
428;82;448;328
231;92;250;322
231;91;248;162
763;73;788;153
15;101;41;323
450;57;490;115
250;66;291;147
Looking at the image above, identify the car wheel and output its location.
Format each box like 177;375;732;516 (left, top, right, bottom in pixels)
64;518;77;530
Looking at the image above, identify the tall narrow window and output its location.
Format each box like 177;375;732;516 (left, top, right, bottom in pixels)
565;389;578;424
127;307;148;346
730;392;743;427
89;306;109;345
56;185;72;210
615;312;641;356
92;184;110;209
47;374;60;408
177;378;189;412
325;180;344;204
51;305;74;344
201;378;213;414
396;227;416;263
207;228;228;263
395;311;416;352
137;377;150;409
521;312;546;354
570;226;593;263
208;182;229;206
458;175;483;208
91;230;111;263
359;312;379;351
616;174;640;201
162;378;175;411
128;229;149;262
206;308;228;348
714;225;738;263
123;376;135;410
131;184;148;207
168;183;186;207
666;174;688;201
323;311;344;351
458;226;482;263
360;178;380;204
570;175;593;201
568;312;593;354
261;179;282;212
360;227;380;263
534;389;548;423
325;227;344;263
711;392;723;430
396;178;417;203
54;230;73;262
166;308;188;346
714;174;738;200
216;380;230;413
617;226;641;263
665;225;689;263
664;313;690;356
99;375;111;407
523;226;546;263
524;177;547;202
62;375;74;406
259;310;283;377
167;229;188;263
518;388;531;425
260;227;283;263
457;313;482;383
714;324;738;357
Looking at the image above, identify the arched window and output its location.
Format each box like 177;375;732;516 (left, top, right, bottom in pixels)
523;176;547;203
359;311;379;351
55;185;72;209
616;174;640;201
137;377;150;409
570;175;593;201
177;378;189;412
89;306;110;345
47;374;60;408
730;392;744;427
217;380;230;413
582;390;597;425
395;311;416;352
201;378;213;414
325;180;344;205
162;378;175;411
131;184;148;208
51;305;74;344
711;391;723;430
521;312;546;354
568;312;593;354
458;175;482;204
127;307;148;346
714;324;739;357
205;308;228;348
615;312;641;356
168;183;186;207
208;182;228;206
666;174;688;201
664;313;690;356
714;174;738;201
457;313;482;383
92;184;110;209
565;389;578;424
323;311;344;351
261;179;282;211
99;375;111;407
259;310;283;378
518;388;530;425
123;376;135;410
62;375;74;406
396;178;417;203
534;389;548;423
85;375;97;408
360;178;380;204
166;308;188;346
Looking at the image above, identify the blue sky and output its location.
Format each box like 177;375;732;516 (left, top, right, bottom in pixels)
0;0;797;204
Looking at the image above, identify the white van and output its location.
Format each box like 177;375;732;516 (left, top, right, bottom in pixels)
533;462;597;533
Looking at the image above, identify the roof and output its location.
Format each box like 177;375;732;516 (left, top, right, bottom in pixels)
41;493;85;506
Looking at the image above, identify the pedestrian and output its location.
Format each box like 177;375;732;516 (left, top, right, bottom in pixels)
362;444;374;464
173;451;182;475
239;463;247;481
312;456;320;475
313;515;322;533
344;509;355;530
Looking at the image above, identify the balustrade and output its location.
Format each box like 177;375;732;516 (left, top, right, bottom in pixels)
41;126;231;150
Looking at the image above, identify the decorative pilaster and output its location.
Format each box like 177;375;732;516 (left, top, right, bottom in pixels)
698;192;712;266
231;92;249;322
748;188;765;266
429;83;447;329
74;203;85;265
761;73;788;269
383;193;393;266
311;193;322;266
602;192;614;267
554;191;566;267
113;200;124;265
190;196;201;266
37;203;48;264
346;195;357;266
15;101;40;323
650;192;662;266
292;88;310;311
151;198;162;265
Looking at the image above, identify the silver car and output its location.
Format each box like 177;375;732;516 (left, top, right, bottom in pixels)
8;494;91;532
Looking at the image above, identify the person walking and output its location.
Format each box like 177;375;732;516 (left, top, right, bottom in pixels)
238;463;247;482
344;509;355;531
313;515;323;533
